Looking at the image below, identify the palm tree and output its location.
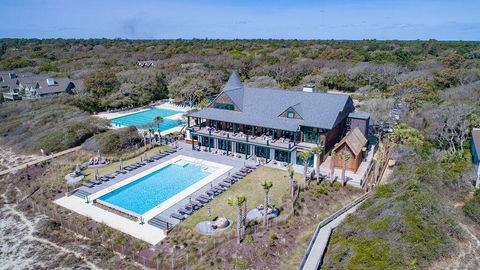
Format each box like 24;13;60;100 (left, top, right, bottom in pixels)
149;128;155;144
298;151;313;186
143;130;148;146
311;144;324;184
261;181;273;227
153;116;163;141
287;164;295;197
330;150;336;181
228;195;247;244
339;151;352;186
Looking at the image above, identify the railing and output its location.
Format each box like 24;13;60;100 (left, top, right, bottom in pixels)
298;192;372;270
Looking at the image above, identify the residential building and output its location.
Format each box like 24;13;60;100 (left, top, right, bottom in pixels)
187;72;370;170
332;127;368;173
1;71;78;100
472;128;480;189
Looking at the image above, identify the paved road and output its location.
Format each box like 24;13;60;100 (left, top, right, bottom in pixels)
300;203;363;270
0;146;81;177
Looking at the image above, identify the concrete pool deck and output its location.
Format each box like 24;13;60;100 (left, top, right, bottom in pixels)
56;155;231;244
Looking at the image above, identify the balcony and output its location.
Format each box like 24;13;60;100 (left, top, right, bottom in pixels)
191;126;295;150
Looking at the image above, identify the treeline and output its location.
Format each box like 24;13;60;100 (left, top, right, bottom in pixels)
1;39;480;112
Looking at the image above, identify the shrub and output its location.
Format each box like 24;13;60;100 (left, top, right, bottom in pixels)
314;184;329;197
464;190;480;224
244;234;254;243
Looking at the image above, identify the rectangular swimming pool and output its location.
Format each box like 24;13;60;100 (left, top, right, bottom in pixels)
99;162;211;215
111;108;185;130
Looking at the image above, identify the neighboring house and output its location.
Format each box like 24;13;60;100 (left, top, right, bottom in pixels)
472;128;480;189
0;71;78;100
0;72;22;100
187;72;369;169
26;77;75;98
332;127;368;173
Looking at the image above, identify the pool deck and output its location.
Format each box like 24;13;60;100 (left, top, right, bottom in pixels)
55;144;250;245
95;103;189;134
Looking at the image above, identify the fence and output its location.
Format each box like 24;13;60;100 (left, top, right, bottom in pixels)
20;195;288;269
298;192;373;270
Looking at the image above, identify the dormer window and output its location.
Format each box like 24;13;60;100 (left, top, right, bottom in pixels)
287;111;295;118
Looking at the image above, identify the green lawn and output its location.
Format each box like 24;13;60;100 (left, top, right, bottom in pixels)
173;166;303;231
82;145;172;181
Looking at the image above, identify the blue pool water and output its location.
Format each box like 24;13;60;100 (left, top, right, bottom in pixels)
99;163;210;215
111;108;185;130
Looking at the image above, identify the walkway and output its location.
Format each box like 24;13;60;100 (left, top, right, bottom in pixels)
299;193;371;270
0;146;81;177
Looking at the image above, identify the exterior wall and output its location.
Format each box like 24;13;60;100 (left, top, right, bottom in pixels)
208;92;241;111
472;136;480;188
333;144;362;173
279;108;303;119
324;122;344;153
350;117;369;139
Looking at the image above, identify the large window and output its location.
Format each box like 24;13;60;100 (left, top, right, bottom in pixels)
275;150;289;163
218;139;232;151
213;102;234;110
236;142;251;155
296;152;314;167
255;146;270;159
287;111;295;118
201;136;214;148
301;126;324;144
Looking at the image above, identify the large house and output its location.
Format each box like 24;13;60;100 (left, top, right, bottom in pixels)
1;71;78;100
187;72;369;169
472;128;480;189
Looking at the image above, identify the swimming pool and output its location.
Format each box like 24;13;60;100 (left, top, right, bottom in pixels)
111;108;185;130
98;162;211;215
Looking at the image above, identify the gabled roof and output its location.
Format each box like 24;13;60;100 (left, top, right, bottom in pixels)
333;128;367;156
190;72;355;131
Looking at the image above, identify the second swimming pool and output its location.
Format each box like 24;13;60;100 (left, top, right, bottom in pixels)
111;108;185;130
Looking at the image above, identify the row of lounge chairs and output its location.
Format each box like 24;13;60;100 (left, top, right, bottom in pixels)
81;148;178;189
169;165;257;222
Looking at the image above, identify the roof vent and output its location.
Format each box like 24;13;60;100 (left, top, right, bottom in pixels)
46;78;56;86
303;84;315;93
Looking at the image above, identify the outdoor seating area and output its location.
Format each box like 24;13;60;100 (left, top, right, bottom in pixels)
246;204;280;221
164;165;256;224
195;217;233;235
72;148;179;199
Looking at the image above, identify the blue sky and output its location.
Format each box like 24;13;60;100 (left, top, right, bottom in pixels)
1;0;479;40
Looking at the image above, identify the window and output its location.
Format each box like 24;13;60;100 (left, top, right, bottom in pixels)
213;102;234;110
287;111;295;118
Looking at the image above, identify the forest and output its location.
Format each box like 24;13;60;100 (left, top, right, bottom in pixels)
1;39;480;268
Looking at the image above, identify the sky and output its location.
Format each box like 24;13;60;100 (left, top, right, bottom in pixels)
1;0;479;40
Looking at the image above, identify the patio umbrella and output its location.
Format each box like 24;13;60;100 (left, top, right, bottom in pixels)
119;159;123;170
208;206;211;217
97;149;101;157
144;152;148;161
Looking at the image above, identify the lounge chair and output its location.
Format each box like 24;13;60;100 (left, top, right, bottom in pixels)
236;171;247;177
92;179;102;185
219;182;231;188
100;176;109;182
84;182;95;188
199;194;211;201
178;208;193;215
206;189;217;197
214;186;225;192
170;213;185;221
196;196;209;204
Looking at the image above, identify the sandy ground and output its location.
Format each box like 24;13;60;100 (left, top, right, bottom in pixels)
0;192;99;269
430;222;480;270
0;147;39;171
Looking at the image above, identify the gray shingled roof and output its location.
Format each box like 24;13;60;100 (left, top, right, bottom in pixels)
190;73;354;131
348;111;370;120
35;77;73;95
